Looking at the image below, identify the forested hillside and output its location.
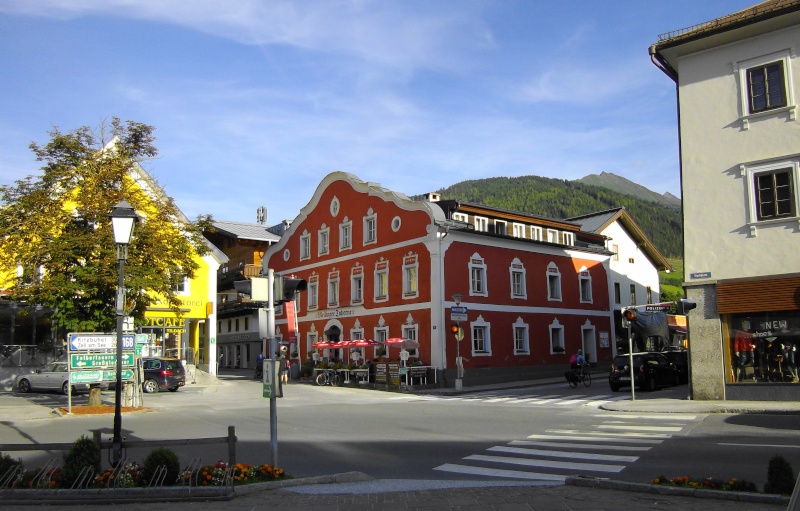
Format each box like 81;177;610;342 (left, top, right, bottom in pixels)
419;175;682;258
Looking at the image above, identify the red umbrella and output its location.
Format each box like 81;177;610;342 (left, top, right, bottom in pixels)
353;339;381;347
385;338;420;349
312;340;334;349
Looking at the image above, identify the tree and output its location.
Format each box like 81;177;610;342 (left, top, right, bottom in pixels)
0;118;212;333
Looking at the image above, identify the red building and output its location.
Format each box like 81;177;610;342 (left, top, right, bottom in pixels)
263;172;613;386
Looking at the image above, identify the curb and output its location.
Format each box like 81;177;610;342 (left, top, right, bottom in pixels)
565;476;789;505
0;471;372;505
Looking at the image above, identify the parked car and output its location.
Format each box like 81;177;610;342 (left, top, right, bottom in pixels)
608;352;680;392
661;347;689;384
16;362;106;395
141;357;185;393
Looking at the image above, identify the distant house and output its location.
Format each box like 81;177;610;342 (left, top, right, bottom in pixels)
567;207;672;350
262;172;614;387
651;0;800;399
203;218;284;370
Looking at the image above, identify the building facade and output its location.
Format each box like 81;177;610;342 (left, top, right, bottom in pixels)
651;0;800;399
262;172;614;386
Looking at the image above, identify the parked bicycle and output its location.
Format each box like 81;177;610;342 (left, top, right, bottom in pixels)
565;364;592;388
315;368;341;387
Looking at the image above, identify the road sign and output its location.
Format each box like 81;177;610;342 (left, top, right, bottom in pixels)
71;369;135;383
450;306;468;322
70;352;134;369
68;333;135;351
645;304;671;312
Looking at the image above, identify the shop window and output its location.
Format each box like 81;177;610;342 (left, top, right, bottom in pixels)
724;311;799;385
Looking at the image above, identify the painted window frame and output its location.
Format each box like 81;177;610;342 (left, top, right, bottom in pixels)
470;315;491;356
736;49;796;130
474;216;488;232
513;317;529;355
374;261;389;302
530;226;542;241
509;258;527;299
579;268;592;303
300;231;311;261
549;319;564;354
363;210;377;246
327;271;339;307
339;218;352;251
402;255;419;299
351;268;363;305
468;254;488;298
546;262;562;302
318;225;330;256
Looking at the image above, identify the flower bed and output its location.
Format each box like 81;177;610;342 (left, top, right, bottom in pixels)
652;475;758;493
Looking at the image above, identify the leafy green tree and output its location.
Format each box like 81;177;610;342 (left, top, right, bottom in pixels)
0;118;212;333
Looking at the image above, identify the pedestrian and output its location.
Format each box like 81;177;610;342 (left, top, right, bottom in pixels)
255;352;264;379
280;358;289;384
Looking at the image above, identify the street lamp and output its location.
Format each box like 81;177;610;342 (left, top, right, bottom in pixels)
110;200;137;466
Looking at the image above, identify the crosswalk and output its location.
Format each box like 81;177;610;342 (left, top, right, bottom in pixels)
433;412;698;482
389;392;631;409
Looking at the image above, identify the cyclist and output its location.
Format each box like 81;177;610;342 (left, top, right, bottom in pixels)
570;349;588;377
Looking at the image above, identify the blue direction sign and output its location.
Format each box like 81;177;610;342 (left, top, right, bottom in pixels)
450;306;468;322
70;352;134;369
68;333;135;351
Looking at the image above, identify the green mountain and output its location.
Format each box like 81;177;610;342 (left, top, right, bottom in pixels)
576;172;681;210
416;174;682;258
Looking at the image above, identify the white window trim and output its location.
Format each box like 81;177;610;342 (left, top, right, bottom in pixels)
318;225;330;256
740;158;800;234
402;259;419;299
530;226;542;241
363;210;377;246
546;262;562;302
470;315;491;356
453;212;468;223
512;222;525;238
735;49;796;130
509;258;527;300
512;317;529;355
327;273;339;307
374;264;389;302
494;219;507;235
308;281;319;310
402;323;419;358
579;267;592;303
374;327;389;358
563;232;574;246
549;318;564;354
546;229;558;243
339;218;352;251
468;254;488;298
474;216;488;232
300;231;311;261
351;273;363;305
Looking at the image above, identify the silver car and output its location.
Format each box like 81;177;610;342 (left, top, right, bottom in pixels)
16;362;94;395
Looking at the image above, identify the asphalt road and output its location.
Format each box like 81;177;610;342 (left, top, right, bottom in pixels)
2;375;799;492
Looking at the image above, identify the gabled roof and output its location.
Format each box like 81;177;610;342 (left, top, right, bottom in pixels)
567;207;672;271
211;220;282;243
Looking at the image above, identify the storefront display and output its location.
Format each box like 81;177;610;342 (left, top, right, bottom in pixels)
724;310;800;384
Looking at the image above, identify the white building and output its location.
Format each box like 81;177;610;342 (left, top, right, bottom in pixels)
651;0;800;400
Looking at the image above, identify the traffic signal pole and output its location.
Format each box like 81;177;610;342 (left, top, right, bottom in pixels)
267;268;278;468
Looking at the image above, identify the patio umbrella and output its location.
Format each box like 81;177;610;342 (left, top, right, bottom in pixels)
311;340;334;349
384;338;420;349
353;339;381;347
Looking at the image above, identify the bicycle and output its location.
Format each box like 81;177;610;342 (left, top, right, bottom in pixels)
565;364;592;388
315;368;342;386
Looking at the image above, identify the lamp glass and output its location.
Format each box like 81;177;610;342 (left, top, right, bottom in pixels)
452;293;463;305
111;216;135;245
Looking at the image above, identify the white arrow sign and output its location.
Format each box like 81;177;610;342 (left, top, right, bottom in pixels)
68;333;134;351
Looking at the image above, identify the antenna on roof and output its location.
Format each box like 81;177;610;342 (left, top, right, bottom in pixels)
256;206;267;224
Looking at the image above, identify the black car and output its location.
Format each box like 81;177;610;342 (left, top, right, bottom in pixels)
660;347;689;384
141;357;185;393
608;352;680;392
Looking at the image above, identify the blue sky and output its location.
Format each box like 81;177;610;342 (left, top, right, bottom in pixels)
0;0;756;225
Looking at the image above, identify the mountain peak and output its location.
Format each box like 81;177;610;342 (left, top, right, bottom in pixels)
575;172;681;210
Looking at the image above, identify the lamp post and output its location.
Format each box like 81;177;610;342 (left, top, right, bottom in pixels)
110;200;137;466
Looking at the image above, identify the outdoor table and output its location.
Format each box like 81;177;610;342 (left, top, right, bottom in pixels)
404;365;436;385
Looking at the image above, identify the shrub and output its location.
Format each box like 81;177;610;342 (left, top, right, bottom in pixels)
59;436;101;488
764;455;795;495
143;447;180;485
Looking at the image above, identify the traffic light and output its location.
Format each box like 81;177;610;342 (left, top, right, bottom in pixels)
273;275;308;304
233;277;269;301
450;324;459;335
676;299;697;315
450;324;464;340
622;308;637;322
